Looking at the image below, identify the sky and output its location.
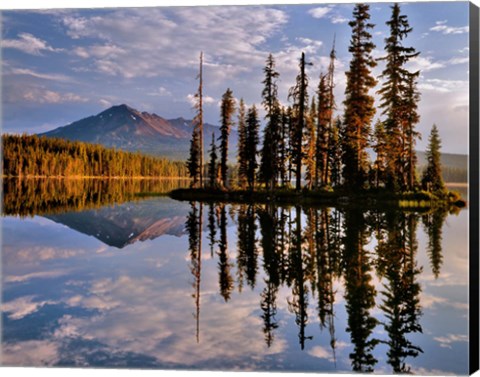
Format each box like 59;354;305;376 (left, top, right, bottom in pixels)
1;1;472;154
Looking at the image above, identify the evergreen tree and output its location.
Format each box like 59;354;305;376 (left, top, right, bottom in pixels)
278;107;290;186
246;105;260;190
260;54;281;190
190;52;205;187
372;120;387;188
342;3;377;188
289;52;312;190
316;73;330;187
305;98;317;189
219;88;236;188
207;133;218;188
237;98;248;189
404;73;421;190
329;117;343;187
187;128;201;187
378;3;420;191
421;124;444;192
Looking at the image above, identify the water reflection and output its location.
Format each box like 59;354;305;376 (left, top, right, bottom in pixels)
184;202;452;373
1;185;469;374
2;178;189;217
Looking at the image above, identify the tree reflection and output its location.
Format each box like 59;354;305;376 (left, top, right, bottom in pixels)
218;204;234;301
186;201;203;343
422;209;447;278
287;206;313;350
342;209;379;372
377;211;423;373
183;202;450;371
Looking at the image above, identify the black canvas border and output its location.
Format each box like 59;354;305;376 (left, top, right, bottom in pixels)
470;1;480;375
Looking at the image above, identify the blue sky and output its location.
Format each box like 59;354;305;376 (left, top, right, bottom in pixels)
1;1;471;154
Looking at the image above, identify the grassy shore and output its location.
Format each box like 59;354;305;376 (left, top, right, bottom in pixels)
168;186;467;210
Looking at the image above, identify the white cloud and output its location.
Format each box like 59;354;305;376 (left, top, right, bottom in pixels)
147;86;172;97
407;56;445;72
434;333;468;349
331;15;349;24
1;340;59;366
308;7;332;19
59;7;288;80
430;21;469;35
5;270;69;283
418;78;468;94
22;88;88;104
186;93;216;106
307;345;335;361
1;32;63;55
10;67;73;82
1;296;54;320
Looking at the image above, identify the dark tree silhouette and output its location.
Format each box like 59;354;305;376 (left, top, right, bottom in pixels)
219;88;235;188
342;4;377;188
289;52;312;190
421;124;445;193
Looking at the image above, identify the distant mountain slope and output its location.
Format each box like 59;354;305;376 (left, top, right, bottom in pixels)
39;104;238;161
417;151;468;170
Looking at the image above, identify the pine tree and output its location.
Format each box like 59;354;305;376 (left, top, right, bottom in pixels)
289;52;312;190
246;105;260;190
404;73;421;190
329;118;343;187
187;128;201;187
260;54;281;190
237;98;248;189
421;125;444;192
208;133;218;188
372;120;387;189
378;3;420;191
316;73;330;187
188;51;205;187
278;106;289;186
305;98;317;189
218;88;235;188
342;3;377;188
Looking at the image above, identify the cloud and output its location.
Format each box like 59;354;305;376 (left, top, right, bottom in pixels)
331;15;349;24
186;93;216;107
1;32;63;55
59;7;288;80
407;56;445;72
434;333;468;349
307;345;335;361
5;270;69;283
1;296;54;320
1;340;59;366
9;68;74;82
430;21;469;35
308;6;348;24
308;7;332;19
147;86;172;97
15;88;88;104
418;78;468;94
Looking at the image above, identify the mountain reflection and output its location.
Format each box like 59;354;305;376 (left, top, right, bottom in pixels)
2;178;189;217
186;202;449;372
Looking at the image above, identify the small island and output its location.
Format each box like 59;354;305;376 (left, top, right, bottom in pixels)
170;4;466;210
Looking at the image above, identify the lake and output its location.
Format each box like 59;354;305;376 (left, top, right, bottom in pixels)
1;179;470;374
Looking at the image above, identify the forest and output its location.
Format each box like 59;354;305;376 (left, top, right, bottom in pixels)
186;3;453;199
2;134;188;178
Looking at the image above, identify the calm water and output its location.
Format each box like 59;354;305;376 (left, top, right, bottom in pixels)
1;179;469;374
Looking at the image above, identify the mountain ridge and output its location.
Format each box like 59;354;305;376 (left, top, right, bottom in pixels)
39;104;238;160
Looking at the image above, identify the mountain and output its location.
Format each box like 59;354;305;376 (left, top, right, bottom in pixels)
39;104;238;161
44;197;191;249
416;150;468;170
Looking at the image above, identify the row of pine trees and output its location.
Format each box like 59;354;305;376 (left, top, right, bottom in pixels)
187;3;445;193
2;134;188;178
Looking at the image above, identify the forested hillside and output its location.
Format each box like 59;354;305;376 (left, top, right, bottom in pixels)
2;134;188;178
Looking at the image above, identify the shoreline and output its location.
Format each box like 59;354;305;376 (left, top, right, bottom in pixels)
168;187;467;211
